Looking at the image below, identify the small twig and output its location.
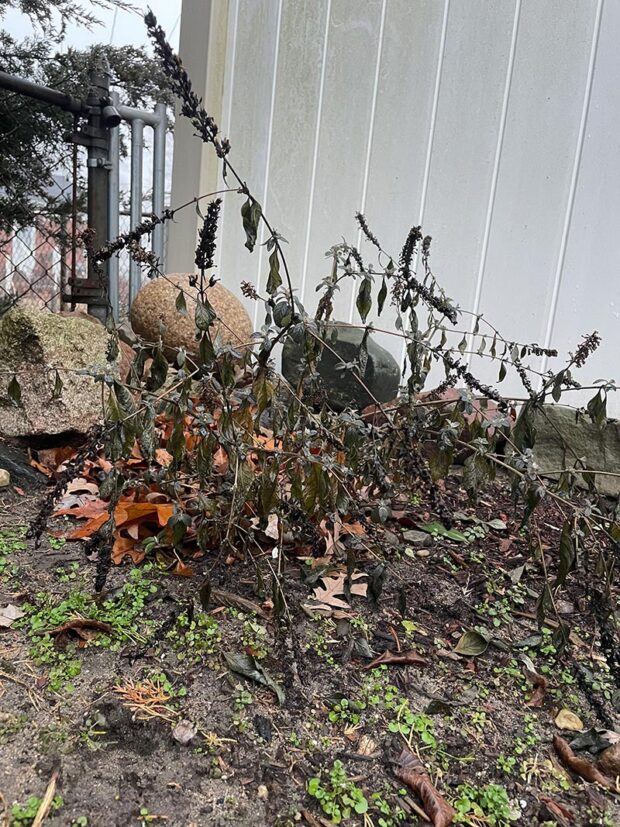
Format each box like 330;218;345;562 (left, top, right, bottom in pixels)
31;767;59;827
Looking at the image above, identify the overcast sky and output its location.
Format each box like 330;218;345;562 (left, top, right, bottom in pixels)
3;0;182;51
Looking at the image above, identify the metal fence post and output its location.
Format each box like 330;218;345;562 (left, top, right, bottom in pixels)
85;61;114;321
128;118;145;306
152;102;167;273
108;90;121;320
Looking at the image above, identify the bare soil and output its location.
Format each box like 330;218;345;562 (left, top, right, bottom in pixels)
0;472;619;827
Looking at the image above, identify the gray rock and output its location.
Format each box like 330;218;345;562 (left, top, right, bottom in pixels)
531;404;620;498
0;305;126;438
402;529;433;547
281;322;400;412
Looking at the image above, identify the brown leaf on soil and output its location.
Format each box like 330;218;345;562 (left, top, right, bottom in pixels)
553;735;612;788
312;572;367;610
53;498;109;520
525;672;547;708
539;794;574;826
48;618;114;643
112;534;145;565
365;649;427;669
394;748;455;826
67;510;109;539
211;589;270;619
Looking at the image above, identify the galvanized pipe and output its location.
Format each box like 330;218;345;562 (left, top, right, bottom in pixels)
128;117;145;306
0;70;87;115
107;91;121;320
116;104;161;127
86;61;112;322
151;102;167;271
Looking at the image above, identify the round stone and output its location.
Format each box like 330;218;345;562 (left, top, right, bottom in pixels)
130;273;254;360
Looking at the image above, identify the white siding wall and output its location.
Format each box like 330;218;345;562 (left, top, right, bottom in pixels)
175;0;620;414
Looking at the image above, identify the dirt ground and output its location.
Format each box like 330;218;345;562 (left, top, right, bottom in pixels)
1;469;619;827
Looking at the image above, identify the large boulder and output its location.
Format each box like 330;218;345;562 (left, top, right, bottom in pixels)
130;273;254;360
0;305;128;438
282;322;401;412
531;404;620;498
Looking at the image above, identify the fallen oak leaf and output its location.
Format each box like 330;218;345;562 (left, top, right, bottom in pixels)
340;521;366;537
394;748;455;826
112;534;145;565
553;734;612;788
115;501;174;527
312;571;367;610
453;629;489;657
67;510;109;539
64;477;99;496
53;498;109;520
365;649;427;669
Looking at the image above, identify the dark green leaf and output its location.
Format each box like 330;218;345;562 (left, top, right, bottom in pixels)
253;372;273;414
266;249;282;295
241;197;262;252
356;276;372;323
587;389;607;429
199;333;215;366
377;277;387;315
146;349;168;391
195;298;216;331
498;361;507;382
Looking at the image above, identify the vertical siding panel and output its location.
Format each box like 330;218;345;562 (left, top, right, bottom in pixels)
466;0;522;366
416;0;515;386
253;0;284;328
545;0;620;415
349;0;387;323
218;0;280;311
421;1;515;310
540;0;604;372
260;0;330;311
474;0;597;350
302;0;384;318
357;0;446;361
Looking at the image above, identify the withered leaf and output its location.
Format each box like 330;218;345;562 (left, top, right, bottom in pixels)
365;649;427;670
224;652;285;705
553;735;612;788
394;748;456;826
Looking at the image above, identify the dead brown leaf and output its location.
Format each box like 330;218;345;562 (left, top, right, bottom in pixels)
311;572;367;610
365;649;427;669
553;735;612;788
394;748;455;826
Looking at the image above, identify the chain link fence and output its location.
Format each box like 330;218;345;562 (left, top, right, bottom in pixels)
0;71;168;319
0;89;89;312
